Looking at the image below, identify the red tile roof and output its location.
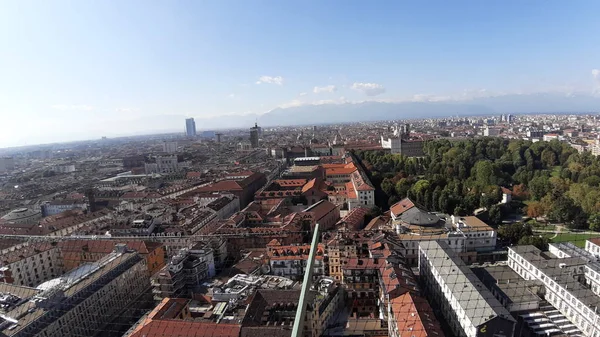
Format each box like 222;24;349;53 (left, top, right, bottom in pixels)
186;172;203;179
268;243;325;260
343;257;385;270
336;207;368;230
197;180;243;192
588;237;600;246
389;292;444;337
390;198;415;217
274;179;307;187
304;200;338;221
129;320;240;337
301;178;318;193
127;298;241;337
345;182;357;199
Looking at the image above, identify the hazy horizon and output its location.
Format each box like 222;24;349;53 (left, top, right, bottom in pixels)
2;0;600;148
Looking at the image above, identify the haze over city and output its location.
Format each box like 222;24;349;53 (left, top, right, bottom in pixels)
7;2;600;337
2;0;600;147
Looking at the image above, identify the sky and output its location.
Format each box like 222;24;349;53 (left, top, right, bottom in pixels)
1;0;600;147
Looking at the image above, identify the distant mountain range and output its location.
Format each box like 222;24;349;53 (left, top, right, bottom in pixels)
131;93;600;133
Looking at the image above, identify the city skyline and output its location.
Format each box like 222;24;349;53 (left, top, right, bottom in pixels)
2;1;600;147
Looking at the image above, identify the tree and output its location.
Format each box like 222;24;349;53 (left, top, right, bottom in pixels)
589;213;600;232
395;179;411;198
388;195;400;207
453;206;467;216
526;201;546;220
548;196;581;227
512;184;528;200
583;176;600;187
518;235;549;251
488;205;503;227
411;179;431;196
498;222;533;245
473;160;495;187
540;149;557;168
381;179;395;197
529;176;551;200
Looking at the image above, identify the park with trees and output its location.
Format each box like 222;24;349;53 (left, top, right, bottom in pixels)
353;137;600;235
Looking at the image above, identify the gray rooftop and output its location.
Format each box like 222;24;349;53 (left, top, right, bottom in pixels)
1;251;142;336
471;265;541;310
400;207;440;227
420;241;515;327
510;245;600;310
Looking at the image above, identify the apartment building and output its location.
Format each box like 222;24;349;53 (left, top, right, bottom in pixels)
151;246;215;300
0;242;64;287
2;245;149;337
378;250;443;337
342;257;386;317
241;283;344;337
323;231;373;282
302;199;340;231
508;244;600;337
266;240;325;280
124;298;240;337
40;200;87;217
58;240;166;277
419;241;515;337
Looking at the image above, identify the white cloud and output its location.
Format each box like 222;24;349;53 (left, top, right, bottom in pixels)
411;94;453;102
593;69;600;80
228;93;236;98
115;107;139;113
351;82;386;96
299;92;307;96
278;99;304;108
51;104;95;111
313;85;337;94
256;76;284;85
276;96;349;110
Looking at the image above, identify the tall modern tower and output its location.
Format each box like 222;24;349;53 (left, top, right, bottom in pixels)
185;118;196;137
250;122;260;148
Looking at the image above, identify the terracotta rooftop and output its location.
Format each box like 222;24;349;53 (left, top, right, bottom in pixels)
186;171;203;179
274;179;307;187
197;180;243;192
390;292;443;337
303;200;338;221
390;198;416;217
126;298;242;337
129;316;240;337
345;182;357;199
336;207;369;230
59;240;163;255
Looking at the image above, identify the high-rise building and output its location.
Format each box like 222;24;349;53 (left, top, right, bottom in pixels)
185;118;196;137
250;122;259;148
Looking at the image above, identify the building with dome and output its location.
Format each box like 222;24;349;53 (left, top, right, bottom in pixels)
388;198;497;266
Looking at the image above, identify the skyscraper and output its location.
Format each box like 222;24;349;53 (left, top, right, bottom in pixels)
250;122;260;148
185;118;196;137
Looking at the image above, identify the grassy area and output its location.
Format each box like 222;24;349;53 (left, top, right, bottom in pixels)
540;232;600;248
531;224;556;231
